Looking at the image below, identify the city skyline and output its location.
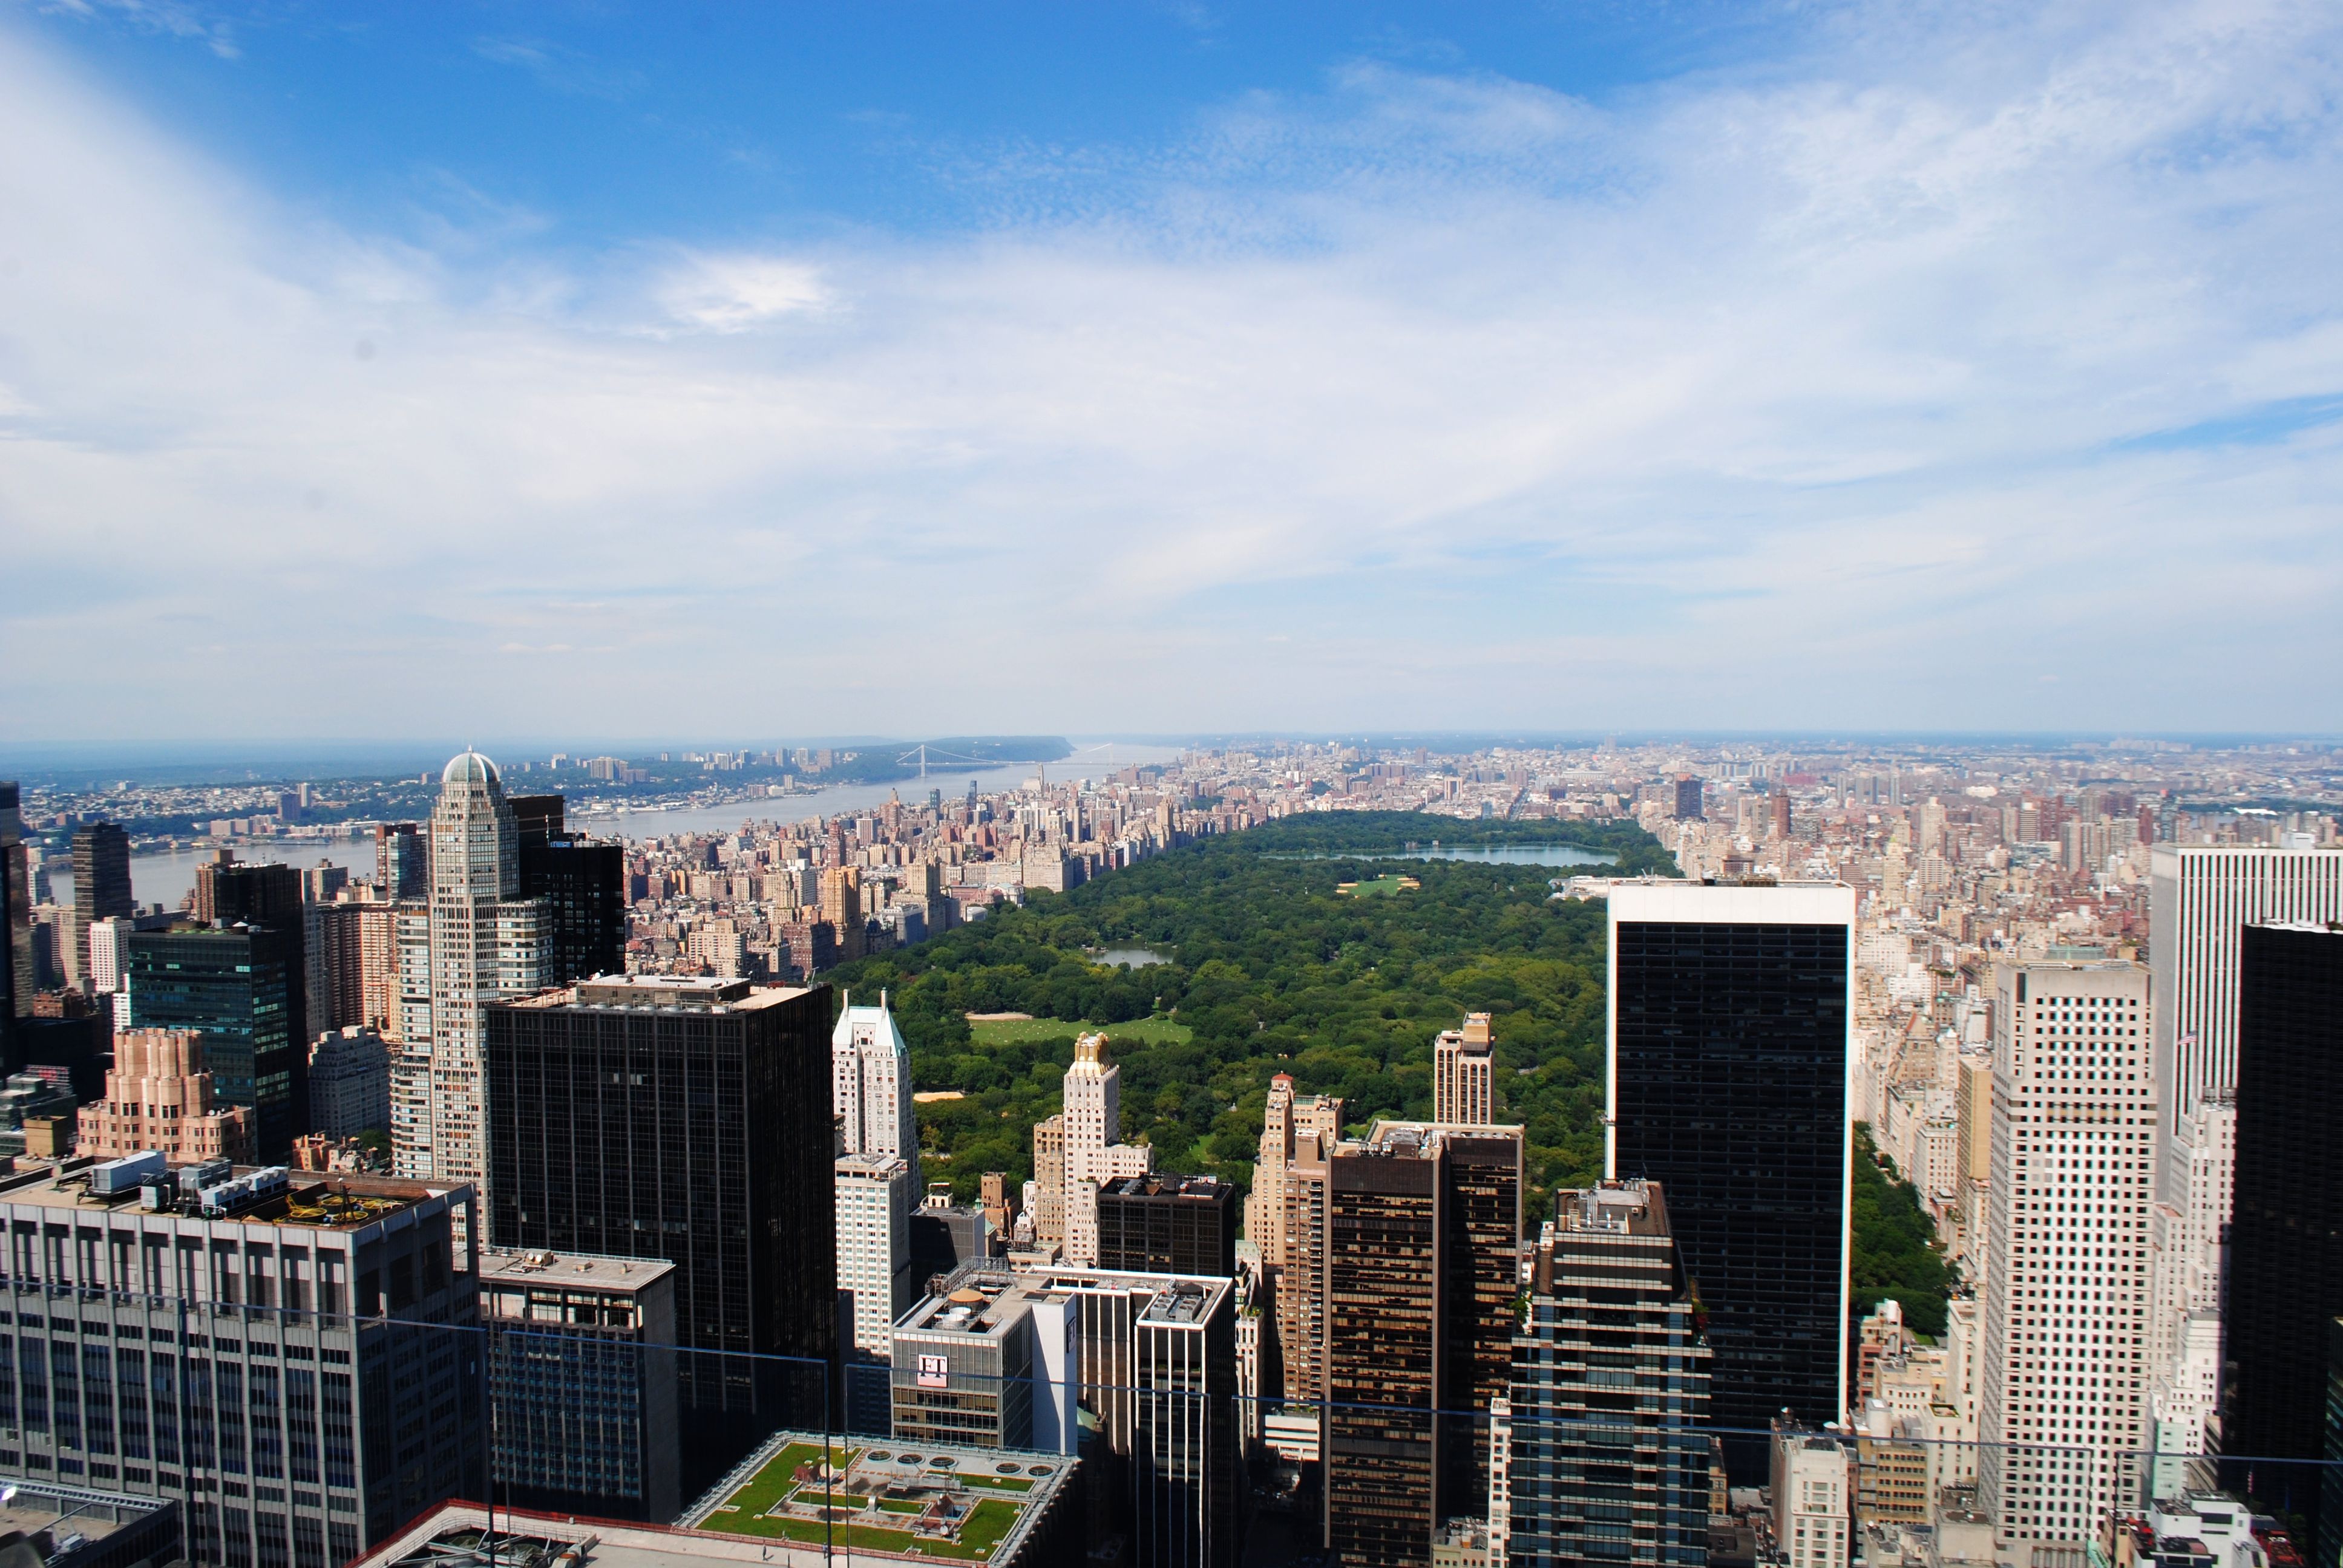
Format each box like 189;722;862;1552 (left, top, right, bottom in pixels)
7;4;2343;736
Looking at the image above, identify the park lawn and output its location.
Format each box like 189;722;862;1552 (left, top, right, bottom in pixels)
1337;874;1417;897
966;1015;1192;1047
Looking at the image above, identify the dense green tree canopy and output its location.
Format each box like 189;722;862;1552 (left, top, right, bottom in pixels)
833;813;1671;1221
1850;1123;1956;1336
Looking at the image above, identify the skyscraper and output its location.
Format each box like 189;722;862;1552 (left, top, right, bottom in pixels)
70;820;132;985
1322;1120;1522;1568
833;991;918;1193
123;921;306;1158
485;974;837;1494
1097;1172;1239;1278
1057;1033;1153;1265
2225;921;2343;1540
1607;882;1853;1461
1499;1180;1712;1568
2149;844;2343;1138
71;1027;254;1161
1976;959;2155;1555
510;794;628;985
821;864;865;962
1245;1072;1343;1282
194;855;310;1123
1;782;31;1047
1432;1011;1495;1125
309;1024;393;1139
1673;775;1704;822
480;1246;681;1524
399;751;542;1192
2145;844;2343;1462
375;821;426;900
834;1151;913;1357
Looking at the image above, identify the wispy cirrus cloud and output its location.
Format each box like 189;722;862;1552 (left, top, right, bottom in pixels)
2;2;2341;740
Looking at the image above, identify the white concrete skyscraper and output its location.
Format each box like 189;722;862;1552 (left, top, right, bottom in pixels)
833;991;919;1197
393;751;542;1192
1049;1031;1150;1265
1977;958;2155;1555
2148;843;2343;1142
834;1151;913;1355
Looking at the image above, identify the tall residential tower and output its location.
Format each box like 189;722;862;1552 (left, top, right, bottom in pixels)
396;751;543;1191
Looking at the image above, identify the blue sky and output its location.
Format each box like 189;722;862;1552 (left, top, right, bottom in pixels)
3;0;2341;740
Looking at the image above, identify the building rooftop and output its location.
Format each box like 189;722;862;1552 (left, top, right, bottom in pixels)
356;1500;1023;1568
1139;1279;1221;1327
0;1478;177;1566
479;1247;676;1292
0;1157;460;1228
514;976;814;1013
896;1273;1060;1342
1353;1119;1526;1158
682;1431;1072;1563
1558;1178;1674;1238
1096;1172;1233;1201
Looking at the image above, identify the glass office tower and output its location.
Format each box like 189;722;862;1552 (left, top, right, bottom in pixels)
1607;882;1853;1472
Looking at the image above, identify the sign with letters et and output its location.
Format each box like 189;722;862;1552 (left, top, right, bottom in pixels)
917;1354;949;1389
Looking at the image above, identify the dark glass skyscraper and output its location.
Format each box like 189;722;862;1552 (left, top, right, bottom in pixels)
70;820;133;983
1;783;30;1047
2227;921;2343;1537
511;794;628;984
123;921;306;1158
484;974;837;1496
1607;883;1853;1468
1098;1173;1239;1278
375;822;426;900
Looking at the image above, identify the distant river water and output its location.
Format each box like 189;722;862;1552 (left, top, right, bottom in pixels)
50;739;1187;910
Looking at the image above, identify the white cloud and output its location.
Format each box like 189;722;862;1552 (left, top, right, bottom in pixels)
1;2;2341;741
655;255;833;333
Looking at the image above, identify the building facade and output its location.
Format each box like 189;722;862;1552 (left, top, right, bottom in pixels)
405;751;543;1195
2148;845;2343;1138
1432;1012;1496;1126
833;993;918;1191
307;1025;392;1141
1;783;30;1047
484;975;837;1495
2225;922;2343;1542
73;1027;254;1162
836;1152;913;1357
70;823;133;987
1606;882;1854;1459
1096;1174;1237;1279
509;795;627;987
0;1158;484;1563
480;1247;680;1523
1501;1180;1711;1568
1976;959;2155;1554
123;921;305;1160
1322;1120;1522;1568
373;823;425;902
1772;1426;1852;1568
